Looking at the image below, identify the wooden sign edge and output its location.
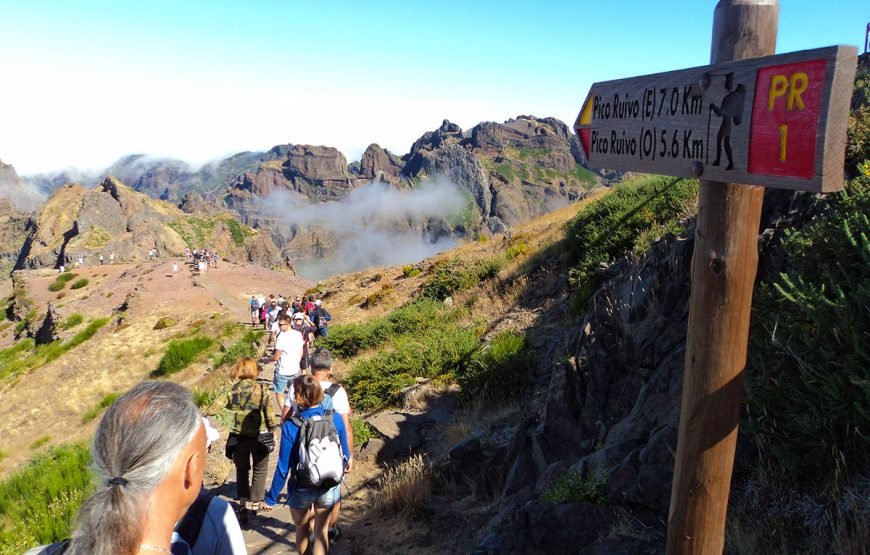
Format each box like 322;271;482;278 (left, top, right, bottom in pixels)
819;45;858;192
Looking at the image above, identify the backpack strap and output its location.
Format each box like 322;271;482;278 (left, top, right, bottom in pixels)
324;383;341;398
176;490;214;547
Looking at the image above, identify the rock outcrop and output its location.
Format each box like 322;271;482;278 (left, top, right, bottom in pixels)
359;144;403;183
15;178;280;270
474;188;825;552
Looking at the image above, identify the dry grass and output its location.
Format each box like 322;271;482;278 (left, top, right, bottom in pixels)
605;508;659;542
374;454;433;517
725;469;870;554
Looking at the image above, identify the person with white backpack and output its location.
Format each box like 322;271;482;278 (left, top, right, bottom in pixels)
262;375;350;555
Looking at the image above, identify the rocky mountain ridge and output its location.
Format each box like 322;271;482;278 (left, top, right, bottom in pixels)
14;177;281;271
9;115;600;278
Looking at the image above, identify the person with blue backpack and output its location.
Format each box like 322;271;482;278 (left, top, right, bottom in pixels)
262;374;350;555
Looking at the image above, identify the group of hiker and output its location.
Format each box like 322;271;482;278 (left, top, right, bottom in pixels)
251;293;332;340
187;247;219;271
27;289;350;555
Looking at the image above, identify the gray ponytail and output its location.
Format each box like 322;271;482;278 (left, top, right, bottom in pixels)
67;381;200;555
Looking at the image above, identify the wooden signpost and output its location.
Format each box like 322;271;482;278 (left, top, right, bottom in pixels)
575;47;856;192
573;1;857;553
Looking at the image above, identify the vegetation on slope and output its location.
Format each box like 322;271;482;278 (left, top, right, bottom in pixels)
0;444;93;555
0;317;110;382
565;175;699;305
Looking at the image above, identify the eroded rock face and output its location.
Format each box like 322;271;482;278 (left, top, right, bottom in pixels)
477;189;825;552
480;234;695;552
359;144;403;183
417;142;492;220
15;177;278;270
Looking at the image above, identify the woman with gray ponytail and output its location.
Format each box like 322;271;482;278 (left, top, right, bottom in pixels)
27;381;207;555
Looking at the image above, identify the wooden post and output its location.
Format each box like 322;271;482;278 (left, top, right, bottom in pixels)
666;2;778;554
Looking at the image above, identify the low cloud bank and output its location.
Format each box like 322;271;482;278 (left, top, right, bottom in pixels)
258;178;468;279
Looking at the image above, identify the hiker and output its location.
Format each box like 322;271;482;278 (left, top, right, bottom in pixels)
173;419;246;554
172;261;179;277
249;296;260;327
283;348;354;542
304;296;317;318
261;313;304;412
259;297;272;330
99;253;104;265
209;357;276;528
262;375;350;555
290;311;317;371
267;300;283;348
25;381;206;555
311;300;332;338
110;251;116;264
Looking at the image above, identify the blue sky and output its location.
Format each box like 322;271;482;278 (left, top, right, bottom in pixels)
0;0;866;175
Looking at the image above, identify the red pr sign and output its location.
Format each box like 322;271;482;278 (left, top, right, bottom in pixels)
748;60;827;178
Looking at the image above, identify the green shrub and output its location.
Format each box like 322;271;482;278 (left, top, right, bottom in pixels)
456;330;527;402
351;416;375;447
49;272;78;291
30;436;51;450
153;336;215;377
344;317;479;411
14;310;37;334
70;278;89;290
193;387;223;409
47;280;65;292
0;450;5;463
402;265;422;278
0;318;109;382
60;313;84;331
81;392;120;423
63;318;110;352
363;288;390;308
419;258;503;301
225;218;247;246
506;242;528;259
153;316;177;330
494;163;518;182
746;175;870;480
543;470;608;504
322;299;451;358
213;327;264;368
0;443;93;551
566;175;698;304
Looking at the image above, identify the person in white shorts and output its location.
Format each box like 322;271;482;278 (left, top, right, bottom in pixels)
261;313;303;412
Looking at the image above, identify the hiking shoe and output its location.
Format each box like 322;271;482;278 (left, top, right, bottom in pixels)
237;507;249;527
328;525;341;542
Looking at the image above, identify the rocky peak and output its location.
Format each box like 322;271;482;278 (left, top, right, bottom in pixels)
359;144;403;183
180;191;219;215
